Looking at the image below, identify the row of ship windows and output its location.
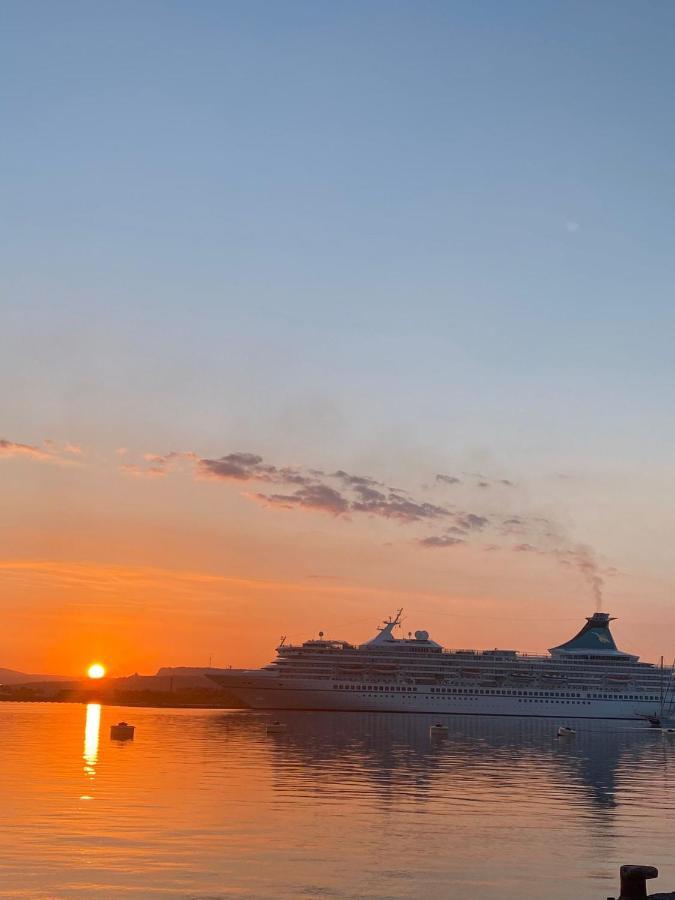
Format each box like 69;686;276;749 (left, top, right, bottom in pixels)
429;687;658;700
518;699;590;705
430;687;584;697
333;685;418;693
426;695;593;706
332;684;658;701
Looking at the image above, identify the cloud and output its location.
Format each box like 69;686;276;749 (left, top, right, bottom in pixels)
455;513;489;531
465;473;516;489
418;512;489;548
0;439;53;461
351;486;449;523
114;446;609;606
0;438;81;465
332;469;381;488
249;463;450;524
120;451;197;478
157;450;451;524
417;535;465;548
119;463;166;478
197;452;277;482
253;484;350;516
435;474;461;485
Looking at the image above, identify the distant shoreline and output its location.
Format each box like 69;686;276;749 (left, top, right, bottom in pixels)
0;687;247;709
0;696;248;709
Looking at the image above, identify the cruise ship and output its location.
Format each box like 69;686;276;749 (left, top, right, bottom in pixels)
208;611;674;720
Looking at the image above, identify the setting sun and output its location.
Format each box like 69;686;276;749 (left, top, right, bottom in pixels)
87;663;106;680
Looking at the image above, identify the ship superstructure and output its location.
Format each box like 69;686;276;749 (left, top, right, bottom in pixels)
208;610;673;720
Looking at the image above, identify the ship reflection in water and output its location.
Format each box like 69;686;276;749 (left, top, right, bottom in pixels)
1;704;675;899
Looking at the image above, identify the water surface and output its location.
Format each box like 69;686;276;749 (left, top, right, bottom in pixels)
1;703;674;899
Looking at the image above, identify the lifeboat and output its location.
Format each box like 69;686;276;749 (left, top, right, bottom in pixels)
461;668;481;677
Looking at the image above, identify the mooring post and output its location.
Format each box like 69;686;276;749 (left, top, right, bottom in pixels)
606;865;659;900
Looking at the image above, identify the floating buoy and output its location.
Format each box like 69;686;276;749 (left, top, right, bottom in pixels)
266;721;286;734
110;721;135;740
429;723;449;738
557;726;575;738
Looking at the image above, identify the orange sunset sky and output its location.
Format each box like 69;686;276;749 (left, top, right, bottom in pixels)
2;438;674;676
4;3;675;676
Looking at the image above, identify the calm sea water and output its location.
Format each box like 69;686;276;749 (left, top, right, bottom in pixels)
1;703;675;899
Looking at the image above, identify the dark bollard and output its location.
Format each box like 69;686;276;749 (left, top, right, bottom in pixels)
607;865;658;900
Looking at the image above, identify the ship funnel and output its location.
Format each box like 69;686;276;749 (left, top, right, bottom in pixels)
550;611;636;659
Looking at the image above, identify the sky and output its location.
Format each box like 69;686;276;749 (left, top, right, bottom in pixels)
2;1;675;675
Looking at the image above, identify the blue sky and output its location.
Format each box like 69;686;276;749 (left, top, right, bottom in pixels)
2;1;675;668
4;2;675;446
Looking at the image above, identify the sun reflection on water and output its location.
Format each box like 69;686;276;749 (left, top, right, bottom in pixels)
83;703;101;779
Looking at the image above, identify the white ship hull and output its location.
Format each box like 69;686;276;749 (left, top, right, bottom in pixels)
210;674;661;720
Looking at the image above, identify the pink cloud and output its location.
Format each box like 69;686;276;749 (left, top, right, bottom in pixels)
0;439;54;462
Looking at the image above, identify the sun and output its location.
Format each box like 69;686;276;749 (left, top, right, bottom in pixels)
87;663;106;680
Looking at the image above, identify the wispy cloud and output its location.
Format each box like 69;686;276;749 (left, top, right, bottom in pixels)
435;474;461;485
417;535;465;548
197;452;280;482
455;513;489;531
0;439;53;461
351;485;449;523
0;438;82;465
253;484;350;516
119;462;167;478
116;444;610;606
125;449;455;525
462;472;517;489
120;451;197;478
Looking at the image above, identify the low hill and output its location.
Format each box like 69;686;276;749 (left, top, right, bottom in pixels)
0;668;70;685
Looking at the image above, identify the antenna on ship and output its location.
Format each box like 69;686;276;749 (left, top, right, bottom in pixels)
377;609;403;632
